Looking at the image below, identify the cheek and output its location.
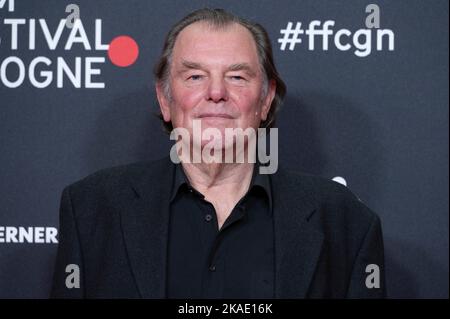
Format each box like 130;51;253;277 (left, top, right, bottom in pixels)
173;85;202;109
170;84;204;121
232;90;263;122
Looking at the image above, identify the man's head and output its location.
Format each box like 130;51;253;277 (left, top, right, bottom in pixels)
154;8;286;140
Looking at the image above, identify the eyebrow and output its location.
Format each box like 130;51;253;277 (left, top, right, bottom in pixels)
179;60;257;77
180;60;203;71
227;63;257;77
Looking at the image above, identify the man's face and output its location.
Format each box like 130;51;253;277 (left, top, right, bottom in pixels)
157;22;276;147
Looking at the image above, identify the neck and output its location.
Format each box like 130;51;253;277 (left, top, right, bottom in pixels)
181;161;254;196
180;161;255;230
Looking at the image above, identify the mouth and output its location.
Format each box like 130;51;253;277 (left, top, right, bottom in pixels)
197;113;234;119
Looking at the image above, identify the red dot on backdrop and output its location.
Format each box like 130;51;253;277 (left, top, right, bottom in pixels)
108;36;139;67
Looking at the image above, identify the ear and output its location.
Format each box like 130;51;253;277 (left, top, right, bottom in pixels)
260;79;276;121
156;82;171;122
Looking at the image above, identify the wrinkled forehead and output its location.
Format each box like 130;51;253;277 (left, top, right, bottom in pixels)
171;21;260;70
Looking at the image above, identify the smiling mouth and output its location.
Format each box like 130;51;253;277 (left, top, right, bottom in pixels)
197;113;234;119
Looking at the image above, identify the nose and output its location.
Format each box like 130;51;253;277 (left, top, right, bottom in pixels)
206;76;228;103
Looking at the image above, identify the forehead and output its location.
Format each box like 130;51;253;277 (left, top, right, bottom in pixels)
171;22;260;67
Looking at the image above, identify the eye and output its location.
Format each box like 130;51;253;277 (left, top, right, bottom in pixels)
188;74;204;81
228;75;247;82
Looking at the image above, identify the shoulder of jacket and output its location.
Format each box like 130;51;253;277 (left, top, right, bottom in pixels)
63;157;170;208
275;166;378;224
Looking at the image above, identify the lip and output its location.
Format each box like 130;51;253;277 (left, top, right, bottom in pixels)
197;113;234;119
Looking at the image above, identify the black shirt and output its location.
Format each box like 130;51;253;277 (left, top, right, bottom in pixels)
166;163;274;298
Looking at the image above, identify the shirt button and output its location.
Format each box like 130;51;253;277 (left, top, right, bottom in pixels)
209;265;216;272
205;214;213;222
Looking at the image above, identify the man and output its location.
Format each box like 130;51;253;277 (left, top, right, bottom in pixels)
51;8;385;298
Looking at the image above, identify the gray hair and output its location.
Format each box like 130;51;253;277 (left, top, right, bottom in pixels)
154;8;286;132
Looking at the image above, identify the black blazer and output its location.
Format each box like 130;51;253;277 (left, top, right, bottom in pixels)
51;157;386;298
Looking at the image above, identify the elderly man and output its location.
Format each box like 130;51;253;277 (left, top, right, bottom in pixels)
51;8;385;299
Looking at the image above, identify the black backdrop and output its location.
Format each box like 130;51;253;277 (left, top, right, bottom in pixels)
0;0;448;298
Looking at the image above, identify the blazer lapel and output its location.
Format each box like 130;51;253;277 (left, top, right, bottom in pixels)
272;170;324;298
119;158;174;298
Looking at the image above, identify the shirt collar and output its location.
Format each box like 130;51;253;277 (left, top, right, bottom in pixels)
170;162;191;202
170;162;273;215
